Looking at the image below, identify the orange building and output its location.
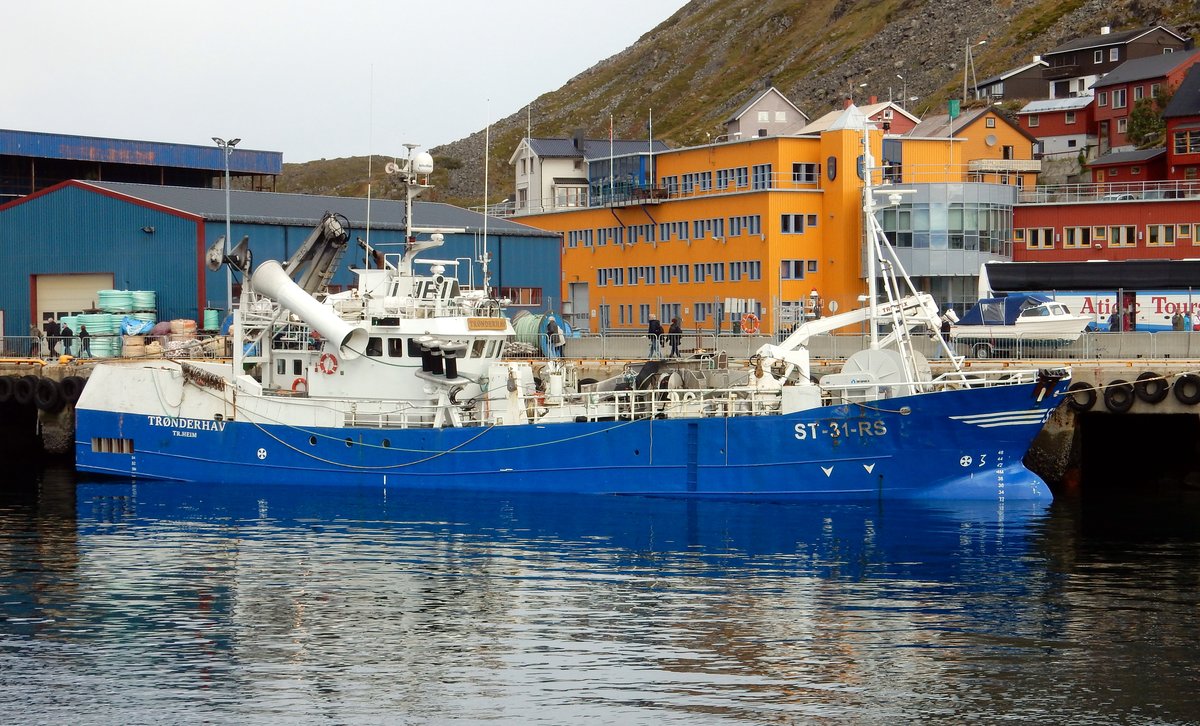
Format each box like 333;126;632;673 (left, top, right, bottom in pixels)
514;104;1037;333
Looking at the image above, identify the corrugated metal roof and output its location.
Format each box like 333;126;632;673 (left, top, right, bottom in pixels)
1019;97;1094;114
528;137;669;160
1092;49;1200;89
0;129;282;174
80;181;559;236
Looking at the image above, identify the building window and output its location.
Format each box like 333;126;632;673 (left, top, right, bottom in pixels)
1151;83;1162;96
1094;50;1104;63
758;110;770;122
775;110;787;122
1117;118;1128;134
1134;85;1144;102
986;117;996;128
1147;224;1175;247
1174;130;1200;154
1093;226;1107;241
1028;115;1040;128
791;162;820;184
1178;224;1192;242
729;261;762;281
1110;225;1136;247
806;214;818;228
1098;91;1108;106
1113;88;1127;109
781;214;805;234
780;260;806;280
1025;227;1054;250
1063;227;1091;249
1110;47;1119;62
751;163;773;190
1131;165;1140;175
497;287;543;305
1065;111;1076;124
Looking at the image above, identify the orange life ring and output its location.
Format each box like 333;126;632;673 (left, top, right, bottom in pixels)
292;377;308;393
740;312;760;334
317;352;338;374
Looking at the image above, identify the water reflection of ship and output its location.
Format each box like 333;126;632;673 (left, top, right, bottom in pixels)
74;481;1048;575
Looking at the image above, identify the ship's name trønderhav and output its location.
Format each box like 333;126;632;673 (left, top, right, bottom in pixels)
146;415;227;432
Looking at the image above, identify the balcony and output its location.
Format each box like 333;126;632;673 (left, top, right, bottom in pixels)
969;158;1042;174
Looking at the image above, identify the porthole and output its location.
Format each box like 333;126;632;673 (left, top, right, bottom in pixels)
382;438;391;448
345;438;353;447
309;436;317;446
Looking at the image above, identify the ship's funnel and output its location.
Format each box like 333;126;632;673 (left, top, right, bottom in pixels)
250;259;369;360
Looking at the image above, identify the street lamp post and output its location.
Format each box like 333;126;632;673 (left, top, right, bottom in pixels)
896;74;907;109
213;136;241;315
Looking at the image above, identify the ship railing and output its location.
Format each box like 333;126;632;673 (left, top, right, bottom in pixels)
343;400;441;429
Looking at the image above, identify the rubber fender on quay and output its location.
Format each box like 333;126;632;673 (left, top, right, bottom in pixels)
1133;371;1169;404
1174;373;1200;405
60;376;86;404
1065;381;1096;412
1103;379;1134;414
33;377;64;413
0;376;13;403
12;375;38;406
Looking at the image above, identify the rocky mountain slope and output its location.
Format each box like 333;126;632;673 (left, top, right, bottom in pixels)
279;0;1200;208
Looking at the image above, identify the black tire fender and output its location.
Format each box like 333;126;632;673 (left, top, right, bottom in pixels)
1133;372;1169;404
33;377;64;413
13;375;38;406
1065;381;1096;412
1174;373;1200;405
60;375;87;404
1103;379;1134;414
0;376;13;403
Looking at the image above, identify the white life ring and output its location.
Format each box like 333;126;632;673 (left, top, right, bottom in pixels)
740;312;760;334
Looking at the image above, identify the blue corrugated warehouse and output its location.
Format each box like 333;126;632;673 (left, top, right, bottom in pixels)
0;129;282;200
0;180;561;338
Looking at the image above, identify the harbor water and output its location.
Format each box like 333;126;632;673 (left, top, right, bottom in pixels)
2;463;1199;724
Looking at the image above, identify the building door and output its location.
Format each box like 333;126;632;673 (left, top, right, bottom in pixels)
567;281;589;332
35;273;114;323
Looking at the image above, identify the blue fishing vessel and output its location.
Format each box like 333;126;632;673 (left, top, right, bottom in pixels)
74;124;1070;500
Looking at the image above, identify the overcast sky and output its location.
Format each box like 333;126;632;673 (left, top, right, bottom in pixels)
9;0;685;163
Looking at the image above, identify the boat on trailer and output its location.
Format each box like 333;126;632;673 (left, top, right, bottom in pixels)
75;115;1070;500
951;293;1092;358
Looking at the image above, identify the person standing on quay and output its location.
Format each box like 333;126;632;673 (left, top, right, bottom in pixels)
44;317;60;357
647;314;663;358
667;317;682;357
60;322;73;356
28;322;43;357
78;325;91;357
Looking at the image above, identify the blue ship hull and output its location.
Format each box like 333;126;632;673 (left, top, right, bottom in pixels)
75;379;1066;500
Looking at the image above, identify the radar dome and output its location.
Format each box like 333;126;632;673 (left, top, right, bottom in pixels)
413;152;434;175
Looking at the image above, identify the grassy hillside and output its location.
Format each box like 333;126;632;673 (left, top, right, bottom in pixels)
279;0;1200;208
